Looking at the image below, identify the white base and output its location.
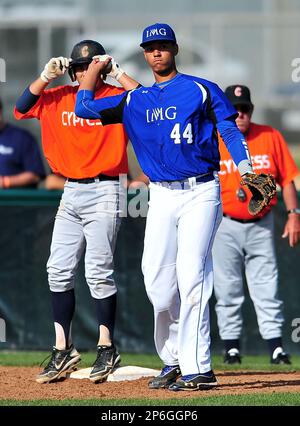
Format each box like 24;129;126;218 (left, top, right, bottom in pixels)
70;365;160;382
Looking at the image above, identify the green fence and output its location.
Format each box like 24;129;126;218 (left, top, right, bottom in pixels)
0;189;299;355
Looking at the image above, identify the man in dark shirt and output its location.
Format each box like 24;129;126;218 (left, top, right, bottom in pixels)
0;97;45;188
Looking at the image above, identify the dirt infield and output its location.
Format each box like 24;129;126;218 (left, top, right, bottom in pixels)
1;367;300;400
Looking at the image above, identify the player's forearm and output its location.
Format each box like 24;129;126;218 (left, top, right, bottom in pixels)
118;73;140;91
281;181;300;247
30;78;49;95
282;181;299;211
45;174;66;190
0;172;41;188
79;68;99;92
217;119;253;176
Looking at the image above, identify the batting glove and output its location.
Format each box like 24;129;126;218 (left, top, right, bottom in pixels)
93;55;125;81
40;57;70;83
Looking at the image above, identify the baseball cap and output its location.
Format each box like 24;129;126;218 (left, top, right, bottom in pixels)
140;23;177;48
224;85;254;108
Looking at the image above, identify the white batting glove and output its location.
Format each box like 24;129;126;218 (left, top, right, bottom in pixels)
109;58;125;81
93;55;125;81
40;57;70;83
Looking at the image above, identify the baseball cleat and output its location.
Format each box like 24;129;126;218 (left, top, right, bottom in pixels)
148;365;181;389
223;348;242;364
271;351;291;365
168;370;218;391
36;345;81;384
89;344;121;383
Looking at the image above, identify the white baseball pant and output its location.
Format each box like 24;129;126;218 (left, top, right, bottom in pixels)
142;174;222;375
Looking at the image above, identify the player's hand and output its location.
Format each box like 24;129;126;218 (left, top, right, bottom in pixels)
282;213;300;247
88;55;112;76
40;57;70;83
93;55;125;81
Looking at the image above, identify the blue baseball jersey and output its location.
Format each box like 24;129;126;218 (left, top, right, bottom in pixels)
0;124;46;178
76;73;245;181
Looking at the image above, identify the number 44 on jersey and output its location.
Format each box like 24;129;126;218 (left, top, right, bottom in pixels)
170;123;193;144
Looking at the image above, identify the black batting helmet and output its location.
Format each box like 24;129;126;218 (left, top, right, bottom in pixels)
68;40;106;82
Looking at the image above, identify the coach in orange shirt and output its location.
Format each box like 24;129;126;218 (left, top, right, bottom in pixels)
14;40;138;383
213;85;300;365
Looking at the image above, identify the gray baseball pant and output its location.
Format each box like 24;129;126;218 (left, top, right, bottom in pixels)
47;180;122;299
212;211;284;340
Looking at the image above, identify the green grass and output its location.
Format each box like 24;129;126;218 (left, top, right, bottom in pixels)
1;351;299;372
0;351;162;369
0;393;300;406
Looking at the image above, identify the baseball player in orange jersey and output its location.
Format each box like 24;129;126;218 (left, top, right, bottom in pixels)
14;40;139;383
213;85;300;364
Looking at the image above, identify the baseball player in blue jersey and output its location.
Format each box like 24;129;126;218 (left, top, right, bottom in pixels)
74;23;271;391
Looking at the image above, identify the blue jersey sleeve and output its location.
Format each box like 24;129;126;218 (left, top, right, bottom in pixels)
75;89;128;124
202;81;238;124
217;118;251;167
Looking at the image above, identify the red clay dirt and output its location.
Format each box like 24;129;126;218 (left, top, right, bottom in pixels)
0;367;300;401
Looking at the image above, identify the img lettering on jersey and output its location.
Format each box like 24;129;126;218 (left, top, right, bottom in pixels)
146;106;177;123
62;111;103;127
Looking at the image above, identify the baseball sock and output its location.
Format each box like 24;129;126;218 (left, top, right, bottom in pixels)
224;339;240;352
51;289;75;350
94;293;117;344
267;337;283;357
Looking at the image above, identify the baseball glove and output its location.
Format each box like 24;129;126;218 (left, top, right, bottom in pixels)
241;172;276;216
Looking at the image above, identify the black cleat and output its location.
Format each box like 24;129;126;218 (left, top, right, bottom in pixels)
148;365;181;389
169;370;218;391
89;344;121;383
36;345;81;383
271;351;291;365
224;349;242;365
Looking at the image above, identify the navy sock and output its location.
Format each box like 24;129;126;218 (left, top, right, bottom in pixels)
224;339;240;352
94;293;117;343
267;337;282;356
51;289;75;349
201;370;213;377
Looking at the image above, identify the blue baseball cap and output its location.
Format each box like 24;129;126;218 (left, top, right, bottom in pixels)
140;23;177;48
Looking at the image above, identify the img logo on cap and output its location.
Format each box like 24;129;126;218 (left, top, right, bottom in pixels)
140;23;177;48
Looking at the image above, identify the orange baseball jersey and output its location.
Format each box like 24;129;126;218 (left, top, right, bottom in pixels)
218;122;299;220
14;84;128;178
